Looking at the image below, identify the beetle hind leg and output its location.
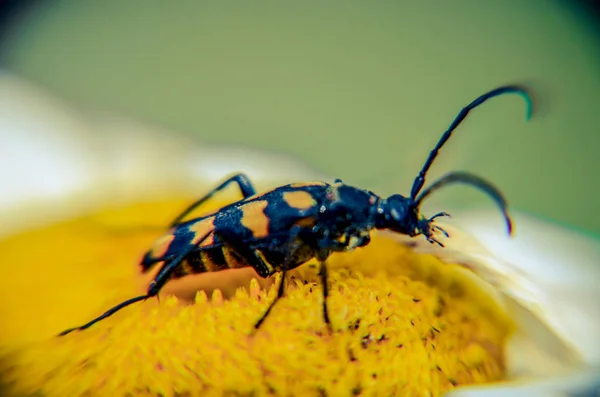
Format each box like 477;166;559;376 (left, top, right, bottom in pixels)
169;173;256;228
58;231;213;337
58;295;150;336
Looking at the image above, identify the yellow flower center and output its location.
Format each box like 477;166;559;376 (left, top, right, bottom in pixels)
0;197;514;397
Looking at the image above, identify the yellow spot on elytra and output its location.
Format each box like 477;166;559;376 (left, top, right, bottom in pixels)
149;233;175;258
282;191;317;210
240;200;269;238
241;182;325;203
289;181;327;188
295;217;317;228
188;217;216;245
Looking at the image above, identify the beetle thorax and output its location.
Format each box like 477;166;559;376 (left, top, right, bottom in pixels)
320;184;380;233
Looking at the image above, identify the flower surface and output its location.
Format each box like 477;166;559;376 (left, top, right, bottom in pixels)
0;198;513;397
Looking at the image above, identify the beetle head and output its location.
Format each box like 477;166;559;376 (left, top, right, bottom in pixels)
375;194;450;246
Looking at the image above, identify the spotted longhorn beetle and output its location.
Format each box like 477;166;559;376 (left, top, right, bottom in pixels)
59;85;532;336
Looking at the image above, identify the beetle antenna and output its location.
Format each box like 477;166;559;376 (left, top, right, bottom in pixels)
414;171;513;236
409;85;533;201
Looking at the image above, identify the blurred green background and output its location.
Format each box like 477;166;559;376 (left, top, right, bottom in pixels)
0;0;599;234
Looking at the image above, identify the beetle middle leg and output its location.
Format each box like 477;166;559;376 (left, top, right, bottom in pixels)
252;226;311;330
253;256;332;333
253;246;297;330
318;260;333;332
254;265;288;330
253;227;341;332
214;232;274;279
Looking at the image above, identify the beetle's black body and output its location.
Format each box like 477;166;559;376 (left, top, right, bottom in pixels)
59;85;532;336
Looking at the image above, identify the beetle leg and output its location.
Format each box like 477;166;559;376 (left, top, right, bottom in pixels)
245;249;273;279
254;265;287;330
169;173;256;227
253;226;308;330
215;232;274;278
58;230;213;336
343;229;371;249
253;254;295;330
147;235;211;296
319;260;333;333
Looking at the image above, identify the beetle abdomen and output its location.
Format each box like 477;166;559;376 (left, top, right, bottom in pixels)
168;245;250;278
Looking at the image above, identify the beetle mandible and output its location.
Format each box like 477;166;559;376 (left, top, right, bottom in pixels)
59;85;532;336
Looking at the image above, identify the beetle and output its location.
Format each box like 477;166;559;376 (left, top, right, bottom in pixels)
58;85;532;336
